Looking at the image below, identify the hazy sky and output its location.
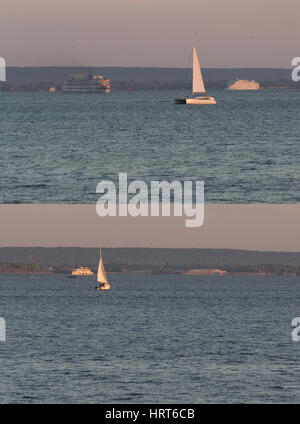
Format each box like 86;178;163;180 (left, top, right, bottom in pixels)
0;0;299;67
1;204;300;251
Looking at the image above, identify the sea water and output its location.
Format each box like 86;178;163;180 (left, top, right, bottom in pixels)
1;90;299;203
0;273;300;403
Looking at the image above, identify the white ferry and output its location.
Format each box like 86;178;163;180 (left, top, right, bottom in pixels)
71;266;94;276
227;78;260;90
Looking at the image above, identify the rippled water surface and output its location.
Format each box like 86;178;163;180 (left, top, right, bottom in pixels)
1;90;300;203
1;274;300;403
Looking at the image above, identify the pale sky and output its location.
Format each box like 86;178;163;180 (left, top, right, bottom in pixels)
0;0;299;67
1;204;300;251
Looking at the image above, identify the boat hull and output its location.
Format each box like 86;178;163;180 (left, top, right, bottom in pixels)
95;283;111;291
174;97;216;105
174;98;186;104
186;96;216;105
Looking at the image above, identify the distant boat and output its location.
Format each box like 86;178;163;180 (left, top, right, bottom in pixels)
227;78;260;90
174;46;216;105
95;248;111;291
62;74;110;93
71;266;94;276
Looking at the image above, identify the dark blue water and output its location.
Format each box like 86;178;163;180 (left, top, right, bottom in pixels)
1;273;300;403
1;90;300;203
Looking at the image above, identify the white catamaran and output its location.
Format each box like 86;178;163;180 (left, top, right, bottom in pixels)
95;248;111;291
174;46;216;105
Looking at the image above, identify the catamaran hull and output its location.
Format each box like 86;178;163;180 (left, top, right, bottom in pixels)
174;98;186;104
187;97;216;105
175;97;216;105
101;284;111;290
95;284;111;291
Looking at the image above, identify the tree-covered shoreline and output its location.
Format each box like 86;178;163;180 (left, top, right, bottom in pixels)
0;262;49;274
1;261;300;276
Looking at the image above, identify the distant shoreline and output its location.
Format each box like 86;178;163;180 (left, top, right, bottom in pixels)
1;82;298;92
0;269;299;277
1;66;298;92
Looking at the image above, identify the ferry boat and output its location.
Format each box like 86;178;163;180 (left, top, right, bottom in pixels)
227;78;260;90
63;74;110;93
71;266;94;276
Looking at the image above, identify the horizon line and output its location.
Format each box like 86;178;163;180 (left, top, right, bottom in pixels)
1;246;300;254
5;65;293;70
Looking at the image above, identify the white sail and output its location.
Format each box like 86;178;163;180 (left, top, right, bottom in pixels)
192;46;206;94
97;248;108;284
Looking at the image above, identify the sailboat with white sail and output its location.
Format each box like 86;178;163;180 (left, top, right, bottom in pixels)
174;46;216;105
95;248;111;291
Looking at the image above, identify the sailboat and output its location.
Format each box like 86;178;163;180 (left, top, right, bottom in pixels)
174;46;216;105
95;248;111;291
